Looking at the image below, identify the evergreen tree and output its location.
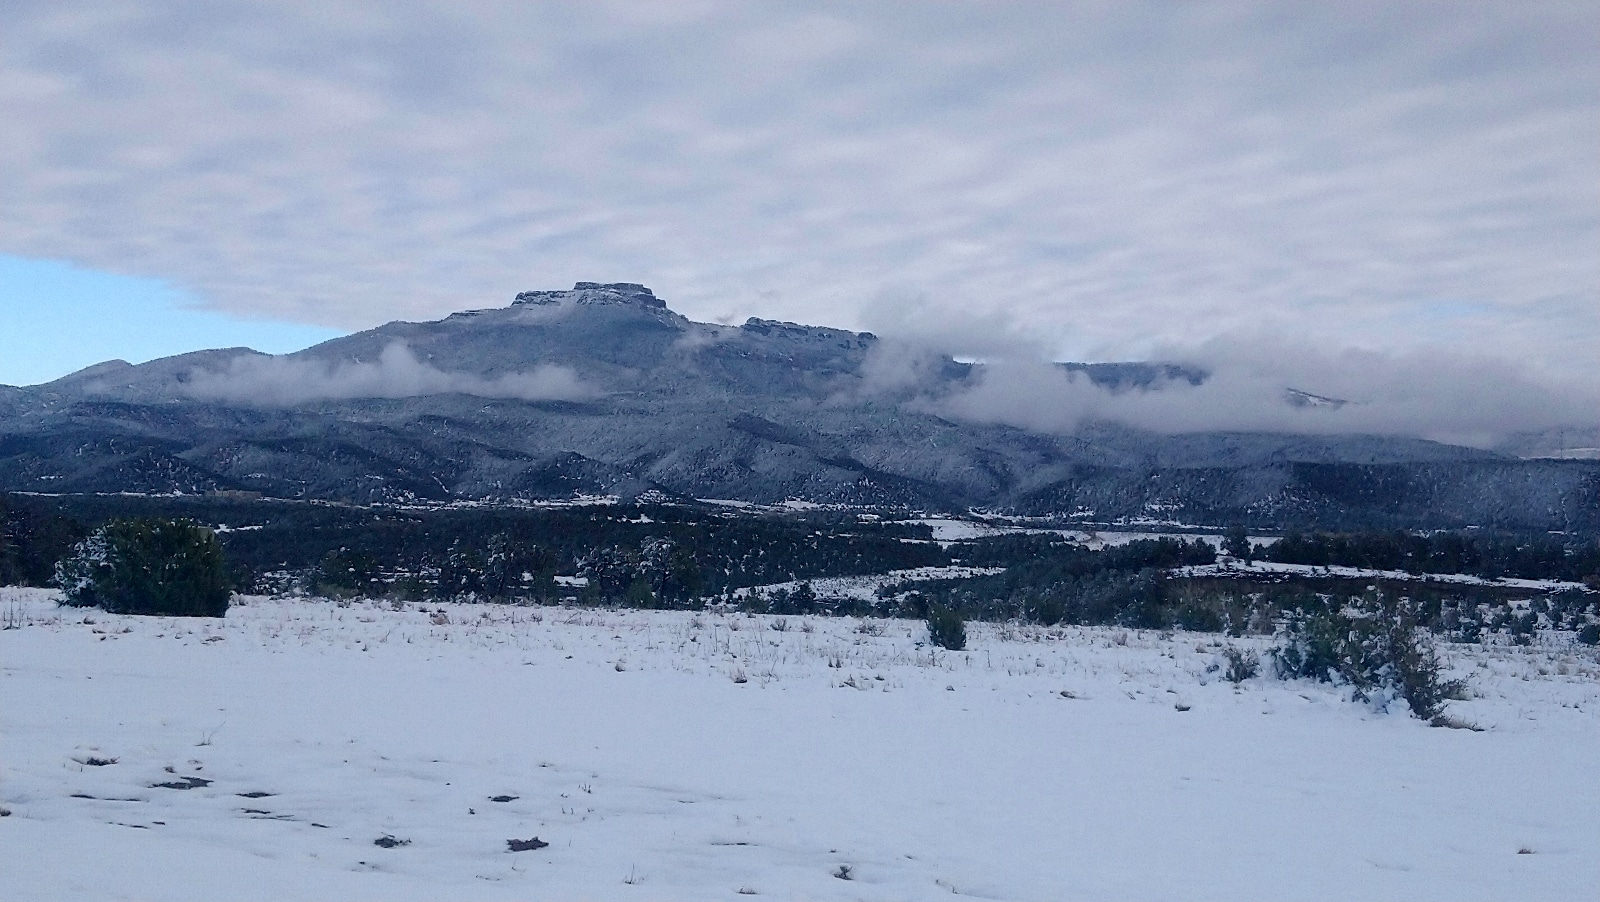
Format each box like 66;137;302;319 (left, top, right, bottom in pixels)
1223;525;1253;562
56;518;231;617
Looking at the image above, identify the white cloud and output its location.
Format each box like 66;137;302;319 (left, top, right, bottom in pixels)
914;335;1600;447
1;0;1595;406
183;342;594;406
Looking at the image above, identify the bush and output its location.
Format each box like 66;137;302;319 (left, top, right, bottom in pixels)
1273;590;1464;720
310;547;381;598
1221;646;1259;683
56;518;231;617
1577;623;1600;646
769;581;819;616
926;603;967;651
1222;525;1253;562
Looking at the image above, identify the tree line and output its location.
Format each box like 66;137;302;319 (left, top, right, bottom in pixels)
1;494;949;604
1261;529;1600;584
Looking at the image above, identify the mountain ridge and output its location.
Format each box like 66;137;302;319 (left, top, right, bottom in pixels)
2;283;1594;531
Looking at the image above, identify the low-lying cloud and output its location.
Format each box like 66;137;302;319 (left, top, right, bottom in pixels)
865;333;1600;449
183;343;594;406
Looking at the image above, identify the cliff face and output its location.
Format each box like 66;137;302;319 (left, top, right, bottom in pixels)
1;283;1594;531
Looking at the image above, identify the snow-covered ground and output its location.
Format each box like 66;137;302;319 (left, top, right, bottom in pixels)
3;587;1597;901
732;565;1007;601
908;516;1274;551
1177;559;1592;593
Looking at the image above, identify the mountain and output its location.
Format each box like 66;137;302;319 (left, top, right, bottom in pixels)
1495;426;1600;461
2;282;1596;531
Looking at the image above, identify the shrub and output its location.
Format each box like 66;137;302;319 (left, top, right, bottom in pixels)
1390;633;1464;721
1174;598;1226;634
310;547;380;599
769;581;819;616
1022;589;1067;627
56;518;231;617
1577;623;1600;646
1221;646;1259;683
1273;590;1464;720
1222;525;1253;562
623;575;655;608
926;602;967;651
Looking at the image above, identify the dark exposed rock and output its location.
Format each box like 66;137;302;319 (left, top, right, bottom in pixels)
1058;361;1207;390
151;776;211;790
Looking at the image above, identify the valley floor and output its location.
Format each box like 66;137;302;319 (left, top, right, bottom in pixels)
2;588;1597;901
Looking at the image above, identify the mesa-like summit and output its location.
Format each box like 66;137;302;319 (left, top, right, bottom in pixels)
2;282;1594;531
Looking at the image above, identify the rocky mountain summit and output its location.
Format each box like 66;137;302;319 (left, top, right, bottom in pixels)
2;283;1595;531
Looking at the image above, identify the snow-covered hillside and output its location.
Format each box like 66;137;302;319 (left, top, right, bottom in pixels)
2;588;1597;901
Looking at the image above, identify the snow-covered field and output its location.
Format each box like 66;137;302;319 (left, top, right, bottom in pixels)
733;565;1007;602
1177;559;1590;593
3;587;1597;901
909;516;1248;548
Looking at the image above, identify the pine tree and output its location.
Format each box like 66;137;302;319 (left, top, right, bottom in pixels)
57;518;230;617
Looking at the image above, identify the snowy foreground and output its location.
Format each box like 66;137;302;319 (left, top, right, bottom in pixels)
2;589;1597;901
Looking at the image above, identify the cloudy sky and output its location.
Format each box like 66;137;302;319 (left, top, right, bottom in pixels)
3;1;1596;405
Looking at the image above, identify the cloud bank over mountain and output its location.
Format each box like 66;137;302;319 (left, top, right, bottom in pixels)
846;321;1600;448
182;343;593;406
935;343;1597;449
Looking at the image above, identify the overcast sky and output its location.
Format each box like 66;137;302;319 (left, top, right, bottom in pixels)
3;2;1596;396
